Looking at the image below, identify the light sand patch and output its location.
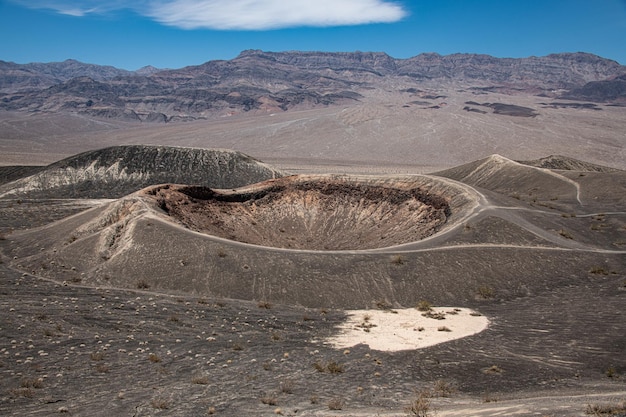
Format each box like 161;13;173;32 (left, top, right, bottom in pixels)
326;307;489;352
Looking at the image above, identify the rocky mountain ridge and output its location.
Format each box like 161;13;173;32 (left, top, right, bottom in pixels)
1;51;625;121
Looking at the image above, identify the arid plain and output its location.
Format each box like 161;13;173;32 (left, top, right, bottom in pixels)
1;83;625;416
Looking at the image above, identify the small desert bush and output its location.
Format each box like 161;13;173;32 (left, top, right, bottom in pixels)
590;266;610;275
313;360;344;373
606;366;618;378
375;300;393;310
136;279;150;289
437;326;451;332
279;379;295;394
391;255;406;265
558;229;574;239
148;353;161;363
417;300;433;312
192;375;210;385
313;361;325;372
90;351;105;361
260;395;278;406
477;285;495;299
432;379;455;397
326;360;345;373
328;398;344;410
405;390;432;417
482;392;498;403
9;387;34;398
96;363;110;373
151;398;170;410
258;301;272;309
483;365;503;375
585;401;626;416
422;310;446;320
21;377;44;389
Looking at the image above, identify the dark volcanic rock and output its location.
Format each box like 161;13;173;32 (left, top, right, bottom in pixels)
561;73;626;103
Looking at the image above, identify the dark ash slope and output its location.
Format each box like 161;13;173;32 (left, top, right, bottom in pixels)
0;145;284;199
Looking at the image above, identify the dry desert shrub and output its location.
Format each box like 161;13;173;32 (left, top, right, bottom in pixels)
260;394;278;406
328;398;344;410
482;392;499;403
477;285;496;299
21;377;44;389
313;361;325;372
483;365;503;375
416;300;433;312
422;310;446;320
96;363;110;373
391;254;406;265
558;229;574;239
605;366;618;378
279;379;295;394
585;401;626;416
9;387;34;398
375;300;393;310
90;351;105;361
432;379;456;397
405;390;432;417
151;398;170;410
136;279;150;289
326;360;345;373
590;266;610;275
258;301;272;309
148;353;161;363
313;360;344;373
192;375;210;385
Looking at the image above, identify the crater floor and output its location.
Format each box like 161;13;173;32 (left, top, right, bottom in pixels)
147;176;452;250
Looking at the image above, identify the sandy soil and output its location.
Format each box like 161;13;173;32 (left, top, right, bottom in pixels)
326;307;489;351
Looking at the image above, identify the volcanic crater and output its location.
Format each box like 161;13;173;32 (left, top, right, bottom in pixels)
147;176;458;250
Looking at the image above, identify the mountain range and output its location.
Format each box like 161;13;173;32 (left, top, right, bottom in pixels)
1;51;625;122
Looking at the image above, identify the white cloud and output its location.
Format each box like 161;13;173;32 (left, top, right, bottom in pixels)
10;0;407;30
146;0;408;30
9;0;137;16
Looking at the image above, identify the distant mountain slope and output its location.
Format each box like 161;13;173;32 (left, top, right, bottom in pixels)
0;145;284;199
560;73;626;104
0;59;135;93
1;51;624;121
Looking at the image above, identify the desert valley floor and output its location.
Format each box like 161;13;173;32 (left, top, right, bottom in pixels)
0;89;625;416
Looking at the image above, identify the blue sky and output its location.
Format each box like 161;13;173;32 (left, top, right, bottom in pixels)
1;0;625;70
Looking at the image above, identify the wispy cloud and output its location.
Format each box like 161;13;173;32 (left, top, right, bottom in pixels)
146;0;408;30
10;0;407;30
8;0;133;17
